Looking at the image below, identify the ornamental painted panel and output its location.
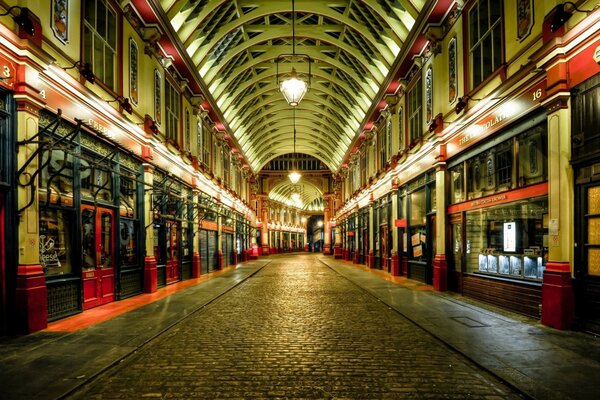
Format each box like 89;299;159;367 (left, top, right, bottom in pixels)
52;0;68;43
154;70;162;125
129;38;139;104
425;67;433;123
517;0;534;41
448;37;457;103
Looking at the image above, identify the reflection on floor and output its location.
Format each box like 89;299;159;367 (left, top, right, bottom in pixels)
46;265;238;332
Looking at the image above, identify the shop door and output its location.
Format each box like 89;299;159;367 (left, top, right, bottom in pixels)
426;214;437;284
81;206;115;310
361;228;368;264
0;194;5;333
199;229;209;274
226;233;234;265
208;231;217;272
381;226;388;271
577;183;600;333
165;220;180;284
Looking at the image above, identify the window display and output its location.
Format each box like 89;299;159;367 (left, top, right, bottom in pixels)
40;209;73;276
119;219;137;266
465;197;547;280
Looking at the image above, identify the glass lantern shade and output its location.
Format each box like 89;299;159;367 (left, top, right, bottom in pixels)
280;68;308;106
288;170;302;184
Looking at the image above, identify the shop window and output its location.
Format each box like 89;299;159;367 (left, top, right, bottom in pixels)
450;165;465;204
40;149;75;206
0;96;9;186
495;142;512;189
465;197;548;280
518;126;546;185
81;156;113;202
119;219;137;266
429;186;437;213
40;209;74;276
468;0;503;88
165;79;180;144
410;189;426;227
83;0;117;89
408;77;423;144
119;174;136;217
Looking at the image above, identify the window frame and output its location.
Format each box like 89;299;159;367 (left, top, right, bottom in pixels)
164;77;180;144
82;0;119;91
407;76;423;145
466;0;504;90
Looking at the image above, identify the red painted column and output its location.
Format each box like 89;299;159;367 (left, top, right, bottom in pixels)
433;254;448;291
542;262;574;330
217;251;224;270
144;256;157;293
15;265;47;333
233;251;238;265
192;252;201;278
354;250;360;264
391;251;400;276
368;250;375;269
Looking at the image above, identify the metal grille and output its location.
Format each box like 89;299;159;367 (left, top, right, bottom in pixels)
120;269;142;299
157;265;166;288
181;261;192;280
47;281;80;321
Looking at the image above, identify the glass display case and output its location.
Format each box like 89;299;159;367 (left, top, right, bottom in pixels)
466;197;548;281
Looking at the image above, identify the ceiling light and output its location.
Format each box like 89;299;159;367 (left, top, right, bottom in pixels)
280;68;307;107
276;0;311;106
288;108;301;184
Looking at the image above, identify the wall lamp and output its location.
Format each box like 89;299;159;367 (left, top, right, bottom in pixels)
139;114;159;135
0;6;34;36
428;113;444;133
63;61;95;84
549;2;594;32
107;96;133;114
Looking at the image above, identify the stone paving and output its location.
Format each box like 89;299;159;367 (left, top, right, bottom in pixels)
69;255;522;399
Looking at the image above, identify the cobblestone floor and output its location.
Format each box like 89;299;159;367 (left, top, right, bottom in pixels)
69;255;523;399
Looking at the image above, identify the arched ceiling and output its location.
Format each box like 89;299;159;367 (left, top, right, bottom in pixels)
160;0;424;172
269;180;324;211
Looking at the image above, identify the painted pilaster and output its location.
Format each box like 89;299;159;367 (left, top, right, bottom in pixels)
542;98;574;329
143;163;157;293
191;189;200;277
15;78;47;333
390;190;400;275
433;145;448;291
368;197;375;268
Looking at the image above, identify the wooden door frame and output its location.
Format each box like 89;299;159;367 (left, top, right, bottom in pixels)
81;205;116;309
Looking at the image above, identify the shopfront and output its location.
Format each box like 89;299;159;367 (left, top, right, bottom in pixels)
358;209;368;264
152;174;185;287
199;201;219;274
35;112;145;318
398;172;436;283
0;87;14;334
572;74;600;333
374;195;392;271
222;209;235;267
447;114;548;317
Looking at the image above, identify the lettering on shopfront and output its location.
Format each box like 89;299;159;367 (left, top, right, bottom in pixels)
459;107;514;146
456;80;546;149
470;194;507;207
39;235;61;268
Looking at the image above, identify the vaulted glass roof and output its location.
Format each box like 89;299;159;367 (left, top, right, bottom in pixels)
161;0;422;172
